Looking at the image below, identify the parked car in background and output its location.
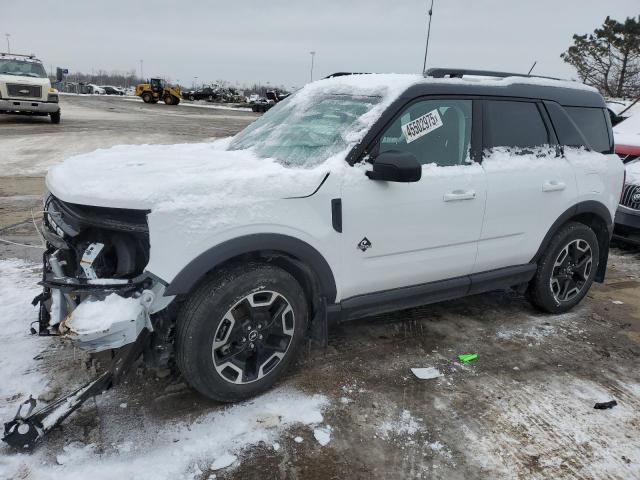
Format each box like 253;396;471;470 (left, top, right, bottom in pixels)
182;85;218;102
85;84;105;95
613;107;640;238
101;85;124;95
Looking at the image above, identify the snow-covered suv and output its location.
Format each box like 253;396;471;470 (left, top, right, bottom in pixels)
39;69;623;402
0;52;61;123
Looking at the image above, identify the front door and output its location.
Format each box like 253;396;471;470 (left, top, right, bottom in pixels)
339;98;486;300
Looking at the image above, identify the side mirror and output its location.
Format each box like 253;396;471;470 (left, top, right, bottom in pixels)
366;151;422;182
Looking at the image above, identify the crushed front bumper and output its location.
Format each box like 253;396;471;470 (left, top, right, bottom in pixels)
38;249;165;353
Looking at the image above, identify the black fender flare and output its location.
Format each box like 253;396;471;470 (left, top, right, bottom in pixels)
531;200;613;282
164;233;337;301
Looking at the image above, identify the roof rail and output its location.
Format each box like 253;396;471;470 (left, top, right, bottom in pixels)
424;68;561;82
324;72;371;79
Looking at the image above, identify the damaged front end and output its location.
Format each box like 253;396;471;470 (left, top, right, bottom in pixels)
36;194;170;351
4;194;174;449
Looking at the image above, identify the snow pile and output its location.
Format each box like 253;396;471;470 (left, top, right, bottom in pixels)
0;260;50;419
66;293;143;334
613;105;640;147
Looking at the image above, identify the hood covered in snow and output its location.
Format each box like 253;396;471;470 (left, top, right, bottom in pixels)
46;139;332;210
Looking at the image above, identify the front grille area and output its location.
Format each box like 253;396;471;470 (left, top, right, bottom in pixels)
7;83;42;98
620;184;640;210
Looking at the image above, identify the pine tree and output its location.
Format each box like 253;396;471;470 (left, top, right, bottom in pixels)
561;16;640;97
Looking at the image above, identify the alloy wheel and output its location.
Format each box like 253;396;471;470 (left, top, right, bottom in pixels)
550;238;593;303
212;290;295;384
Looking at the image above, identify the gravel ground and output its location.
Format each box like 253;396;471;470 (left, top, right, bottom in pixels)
0;95;639;479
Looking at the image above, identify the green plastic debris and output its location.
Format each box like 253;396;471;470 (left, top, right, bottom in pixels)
458;353;478;363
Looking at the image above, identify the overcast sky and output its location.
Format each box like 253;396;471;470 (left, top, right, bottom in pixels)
3;0;639;89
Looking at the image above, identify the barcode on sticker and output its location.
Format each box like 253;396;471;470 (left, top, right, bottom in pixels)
401;109;443;144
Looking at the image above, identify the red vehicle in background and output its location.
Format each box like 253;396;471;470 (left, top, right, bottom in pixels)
612;102;640;240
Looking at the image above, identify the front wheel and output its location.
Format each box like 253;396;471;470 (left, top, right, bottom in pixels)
141;92;153;103
527;222;599;313
50;110;61;124
176;263;308;402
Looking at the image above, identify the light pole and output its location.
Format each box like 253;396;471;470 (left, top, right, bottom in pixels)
310;51;316;82
139;59;143;82
193;76;198;89
422;0;434;73
5;34;10;53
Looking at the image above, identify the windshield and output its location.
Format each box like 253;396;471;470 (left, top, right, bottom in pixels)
229;93;381;166
0;59;47;78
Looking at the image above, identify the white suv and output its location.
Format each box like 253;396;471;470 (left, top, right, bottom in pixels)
0;52;61;123
39;69;623;402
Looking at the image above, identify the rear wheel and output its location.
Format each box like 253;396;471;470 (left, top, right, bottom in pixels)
163;95;173;105
527;222;599;313
141;92;153;103
50;110;61;124
176;263;308;402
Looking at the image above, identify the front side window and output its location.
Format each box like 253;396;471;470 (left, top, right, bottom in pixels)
378;99;472;166
483;100;549;150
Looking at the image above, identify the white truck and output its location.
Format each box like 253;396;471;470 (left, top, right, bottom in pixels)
0;52;61;123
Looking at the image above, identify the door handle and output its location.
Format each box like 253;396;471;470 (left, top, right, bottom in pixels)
443;190;476;202
542;180;566;192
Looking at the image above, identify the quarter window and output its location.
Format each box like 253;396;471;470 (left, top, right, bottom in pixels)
483;101;549;150
378;99;472;166
565;107;612;154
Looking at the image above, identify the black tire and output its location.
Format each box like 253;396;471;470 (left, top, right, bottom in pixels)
141;92;153;103
50;110;61;124
163;95;173;105
527;222;599;313
189;95;195;101
176;263;308;402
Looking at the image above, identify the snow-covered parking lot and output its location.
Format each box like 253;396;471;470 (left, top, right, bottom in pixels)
1;95;640;479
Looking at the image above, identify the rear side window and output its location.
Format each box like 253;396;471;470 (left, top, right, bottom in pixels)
483;101;549;149
564;107;612;154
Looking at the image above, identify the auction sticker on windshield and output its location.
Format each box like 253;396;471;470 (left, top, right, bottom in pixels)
401;109;443;144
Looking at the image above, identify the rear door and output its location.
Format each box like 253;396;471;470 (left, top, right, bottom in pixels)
339;97;486;300
474;99;578;273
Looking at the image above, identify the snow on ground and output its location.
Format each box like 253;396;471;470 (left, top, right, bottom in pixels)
0;259;331;480
0;260;50;420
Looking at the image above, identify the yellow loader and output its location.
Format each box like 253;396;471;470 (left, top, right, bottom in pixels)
135;78;181;105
